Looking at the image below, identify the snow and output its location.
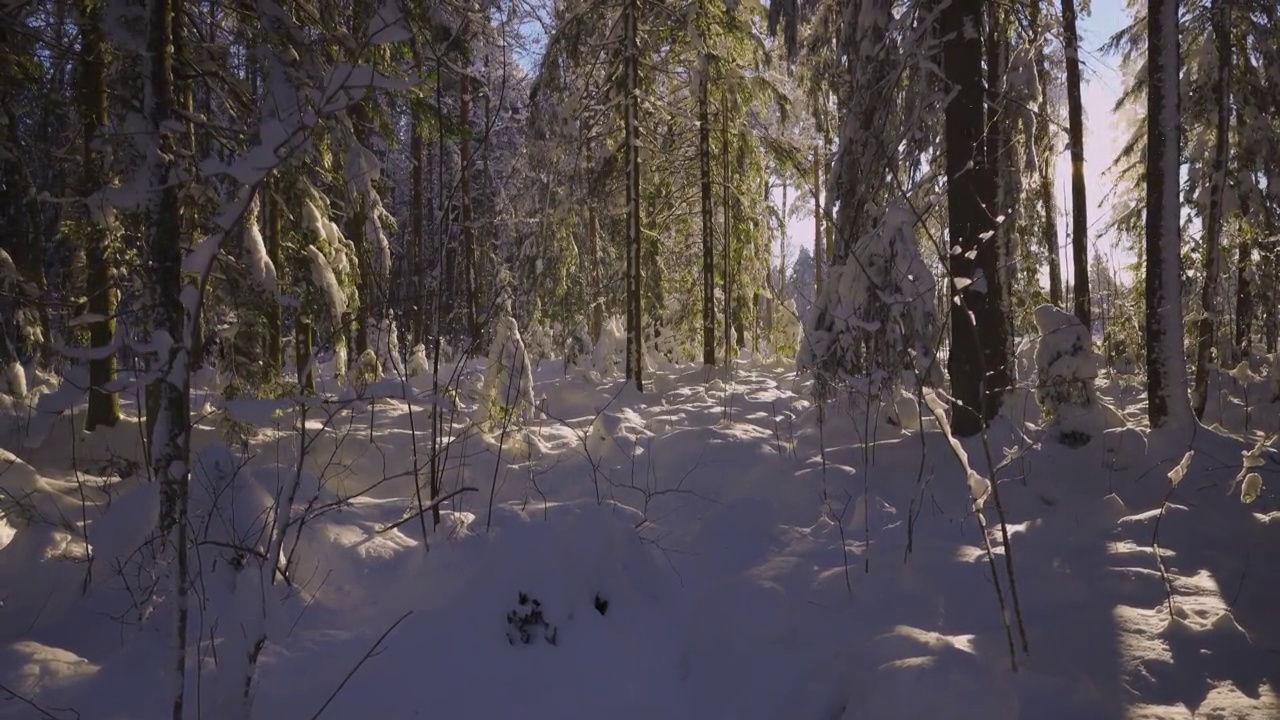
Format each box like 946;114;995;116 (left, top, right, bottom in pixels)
369;0;411;44
242;195;278;294
482;314;535;426
591;315;626;377
407;344;432;378
1032;304;1125;446
1;363;25;400
1240;473;1262;504
1;358;1278;720
799;202;939;398
306;245;347;320
1168;450;1194;487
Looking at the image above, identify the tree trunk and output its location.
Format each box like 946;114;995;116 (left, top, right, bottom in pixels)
1262;167;1279;355
296;317;314;393
588;204;603;342
480;53;493;329
723;93;733;361
1233;222;1251;362
1233;109;1253;362
460;61;479;349
1145;0;1190;428
145;0;191;715
1062;0;1091;328
348;0;371;361
623;0;643;390
778;180;787;296
1030;0;1062;307
942;0;1006;437
1191;0;1231;420
986;2;1015;364
80;0;120;431
265;182;282;376
409;46;425;349
823;128;834;269
813;147;823;299
699;55;715;366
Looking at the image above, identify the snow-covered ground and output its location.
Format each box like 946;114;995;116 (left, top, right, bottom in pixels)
1;354;1278;719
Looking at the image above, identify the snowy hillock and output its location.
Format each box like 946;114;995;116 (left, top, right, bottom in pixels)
0;356;1278;720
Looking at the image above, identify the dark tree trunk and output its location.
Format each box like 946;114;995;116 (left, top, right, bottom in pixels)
460;61;479;348
1062;0;1091;328
623;0;643;390
699;56;715;366
410;45;426;349
1030;0;1062;307
1145;0;1189;427
813;147;823;299
480;53;493;328
942;0;1007;437
1263;169;1279;355
986;2;1015;362
1233;109;1253;362
79;0;120;430
265;183;283;376
723;96;733;362
296;317;314;394
1191;0;1231;420
145;0;191;715
588;205;604;342
348;0;371;361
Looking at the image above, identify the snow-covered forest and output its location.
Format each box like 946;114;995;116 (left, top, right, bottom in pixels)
1;0;1279;717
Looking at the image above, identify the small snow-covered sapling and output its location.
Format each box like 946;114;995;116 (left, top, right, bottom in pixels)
1032;304;1102;447
506;592;558;646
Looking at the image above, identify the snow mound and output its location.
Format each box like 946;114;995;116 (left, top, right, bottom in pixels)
0;641;99;697
1;362;25;400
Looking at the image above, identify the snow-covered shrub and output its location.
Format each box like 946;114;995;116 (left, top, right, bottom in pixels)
302;196;355;321
524;320;554;370
366;318;403;377
645;318;677;372
564;320;593;373
484;273;535;425
484;315;535;426
407;344;431;377
592;316;626;376
352;348;380;391
1032;304;1121;446
214;315;245;397
505;592;558;646
242;193;278;295
798;203;939;399
332;344;348;382
211;194;288;400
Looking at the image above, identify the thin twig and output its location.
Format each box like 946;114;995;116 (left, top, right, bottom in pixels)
308;611;413;720
0;680;78;720
376;487;479;535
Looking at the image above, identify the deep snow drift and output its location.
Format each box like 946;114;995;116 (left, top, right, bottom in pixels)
1;352;1278;720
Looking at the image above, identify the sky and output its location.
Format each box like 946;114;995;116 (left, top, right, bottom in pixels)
780;4;1133;287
